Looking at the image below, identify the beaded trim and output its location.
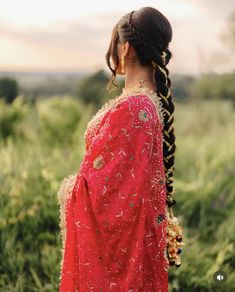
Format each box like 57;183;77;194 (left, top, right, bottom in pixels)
57;173;77;282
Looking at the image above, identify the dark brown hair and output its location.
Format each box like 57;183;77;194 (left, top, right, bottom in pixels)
105;7;176;210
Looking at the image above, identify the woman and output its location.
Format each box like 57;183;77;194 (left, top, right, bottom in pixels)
58;6;184;291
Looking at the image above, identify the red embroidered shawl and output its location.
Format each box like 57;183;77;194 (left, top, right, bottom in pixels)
58;91;169;291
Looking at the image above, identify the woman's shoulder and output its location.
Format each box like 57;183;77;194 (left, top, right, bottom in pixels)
111;93;154;113
109;91;164;128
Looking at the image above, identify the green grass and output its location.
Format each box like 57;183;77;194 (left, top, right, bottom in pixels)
0;96;234;291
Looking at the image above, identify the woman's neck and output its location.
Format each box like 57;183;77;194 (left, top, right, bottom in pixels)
124;64;156;91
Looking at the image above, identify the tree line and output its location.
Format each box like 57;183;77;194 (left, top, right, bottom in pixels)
0;69;235;107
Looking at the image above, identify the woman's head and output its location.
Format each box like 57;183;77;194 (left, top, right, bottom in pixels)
106;7;177;215
105;7;173;81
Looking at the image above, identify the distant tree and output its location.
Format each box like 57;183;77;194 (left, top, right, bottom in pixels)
0;77;19;103
191;73;235;103
76;69;110;108
20;77;80;102
171;74;196;101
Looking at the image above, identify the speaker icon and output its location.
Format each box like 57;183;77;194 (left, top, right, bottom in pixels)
216;274;224;281
213;270;227;284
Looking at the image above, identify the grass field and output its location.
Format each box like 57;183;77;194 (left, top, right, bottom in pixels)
0;95;234;291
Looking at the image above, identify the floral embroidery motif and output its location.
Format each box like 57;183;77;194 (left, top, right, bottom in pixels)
138;109;149;122
93;155;105;169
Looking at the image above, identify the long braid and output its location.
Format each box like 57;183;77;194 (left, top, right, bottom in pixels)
126;11;184;268
128;11;176;207
153;49;176;210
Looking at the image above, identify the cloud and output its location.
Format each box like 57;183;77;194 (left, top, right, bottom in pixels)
192;0;235;18
0;3;234;73
0;12;123;70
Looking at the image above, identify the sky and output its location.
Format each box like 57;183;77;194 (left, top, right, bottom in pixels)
0;0;234;75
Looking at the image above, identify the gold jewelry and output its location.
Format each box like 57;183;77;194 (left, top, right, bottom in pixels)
121;54;125;74
123;79;153;91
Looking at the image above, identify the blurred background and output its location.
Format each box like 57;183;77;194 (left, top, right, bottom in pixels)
0;0;235;291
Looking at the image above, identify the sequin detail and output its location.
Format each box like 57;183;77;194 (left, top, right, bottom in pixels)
138;109;149;122
93;155;105;169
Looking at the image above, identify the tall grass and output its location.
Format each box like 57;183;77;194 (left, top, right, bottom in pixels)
0;96;234;291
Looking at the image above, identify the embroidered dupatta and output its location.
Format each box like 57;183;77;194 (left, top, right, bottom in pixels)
58;90;169;291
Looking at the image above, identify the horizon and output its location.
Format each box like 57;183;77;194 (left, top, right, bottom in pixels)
0;68;203;77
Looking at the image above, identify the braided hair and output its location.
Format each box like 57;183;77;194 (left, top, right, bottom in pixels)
105;7;183;267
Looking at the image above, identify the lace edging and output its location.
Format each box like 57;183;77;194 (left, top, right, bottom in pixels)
57;173;77;282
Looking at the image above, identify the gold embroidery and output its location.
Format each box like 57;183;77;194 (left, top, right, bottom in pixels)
138;109;149;122
84;86;165;146
93;155;105;169
121;86;165;127
57;173;77;282
150;170;165;189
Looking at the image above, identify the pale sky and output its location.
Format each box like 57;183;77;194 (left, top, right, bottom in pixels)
0;0;234;75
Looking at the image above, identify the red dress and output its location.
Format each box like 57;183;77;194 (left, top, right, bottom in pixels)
58;90;169;292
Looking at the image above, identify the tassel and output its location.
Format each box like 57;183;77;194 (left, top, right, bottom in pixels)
166;206;185;268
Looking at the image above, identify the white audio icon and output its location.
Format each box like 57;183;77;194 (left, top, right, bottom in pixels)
216;274;224;281
213;270;227;284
